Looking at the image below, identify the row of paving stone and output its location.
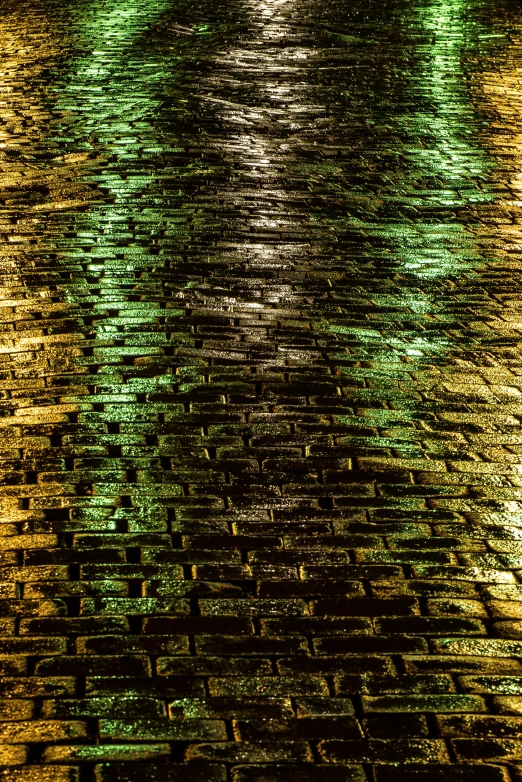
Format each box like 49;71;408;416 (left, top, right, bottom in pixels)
2;0;522;779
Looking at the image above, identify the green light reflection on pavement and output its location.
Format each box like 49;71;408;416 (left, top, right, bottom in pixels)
325;1;507;409
50;0;188;362
41;0;191;515
54;0;172;191
384;0;495;280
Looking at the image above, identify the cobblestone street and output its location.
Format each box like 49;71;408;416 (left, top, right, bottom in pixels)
2;0;522;779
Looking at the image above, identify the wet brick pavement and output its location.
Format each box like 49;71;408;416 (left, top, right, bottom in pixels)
2;0;522;779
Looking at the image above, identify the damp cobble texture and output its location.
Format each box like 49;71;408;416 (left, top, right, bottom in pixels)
1;0;522;779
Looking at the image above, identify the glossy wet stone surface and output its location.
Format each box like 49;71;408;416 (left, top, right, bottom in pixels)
2;0;522;778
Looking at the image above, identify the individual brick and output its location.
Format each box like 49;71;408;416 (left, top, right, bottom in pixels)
280;656;395;676
143;617;253;634
431;638;522;657
294;699;355;717
485;600;522;619
80;597;190;615
403;656;522;675
302;566;404;581
94;764;227;782
459;677;522;695
157;656;272;676
315;636;428;654
493;696;522;714
0;657;28;675
0;746;29;766
195;635;309;656
208;676;329;697
374;617;487;635
361;695;486;713
363;714;429;738
230;766;366;782
334;674;455;695
0;700;35;720
43;744;171;763
371;581;478;599
493;620;522;638
426;599;488;617
169;698;294;720
437;714;522;737
19;617;129;635
411;567;516;584
199;599;308;617
317;739;450;763
185;742;313;763
86;677;205;698
34;655;153;677
0;721;87;742
0;678;75;698
261;618;372;635
372;766;510;781
452;738;522;762
257;581;365;599
98;719;227;741
76;634;189;655
234;717;363;741
41;697;166;719
310;597;419;616
0;637;67;655
0;770;80;782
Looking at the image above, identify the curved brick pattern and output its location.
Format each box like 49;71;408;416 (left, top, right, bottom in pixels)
0;0;522;778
